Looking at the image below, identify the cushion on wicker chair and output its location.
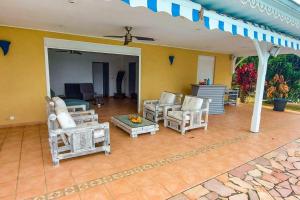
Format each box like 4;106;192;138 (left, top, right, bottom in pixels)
168;111;190;121
56;112;76;129
94;129;105;138
52;97;68;110
181;96;203;111
159;92;176;105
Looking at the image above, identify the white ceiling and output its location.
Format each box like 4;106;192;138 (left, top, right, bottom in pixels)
0;0;298;56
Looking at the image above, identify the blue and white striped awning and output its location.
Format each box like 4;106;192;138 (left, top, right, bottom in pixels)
122;0;300;51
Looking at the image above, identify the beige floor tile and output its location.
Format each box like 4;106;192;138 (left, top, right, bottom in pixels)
0;180;17;198
0;101;299;199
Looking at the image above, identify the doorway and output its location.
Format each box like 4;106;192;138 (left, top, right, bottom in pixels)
44;38;142;112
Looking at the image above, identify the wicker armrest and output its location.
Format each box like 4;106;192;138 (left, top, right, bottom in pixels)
77;121;109;130
144;100;159;105
189;109;203;114
181;110;190;117
50;126;92;136
70;109;95;116
182;110;203;120
169;105;182;111
67;105;86;112
72;114;98;124
52;122;108;134
159;103;175;107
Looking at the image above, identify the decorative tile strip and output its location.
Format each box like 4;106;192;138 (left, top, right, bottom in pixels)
27;134;249;200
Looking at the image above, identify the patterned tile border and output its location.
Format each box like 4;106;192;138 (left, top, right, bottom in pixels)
27;134;249;200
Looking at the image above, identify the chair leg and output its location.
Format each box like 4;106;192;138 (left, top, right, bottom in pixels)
105;145;111;155
204;125;208;131
154;114;158;123
180;122;186;135
205;112;209;124
164;118;167;127
52;158;60;166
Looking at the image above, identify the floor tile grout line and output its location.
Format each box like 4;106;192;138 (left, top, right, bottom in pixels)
25;134;250;200
0;129;8;152
39;125;49;198
15;126;25;200
168;136;300;199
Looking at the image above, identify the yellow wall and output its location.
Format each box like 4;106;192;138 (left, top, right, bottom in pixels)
0;26;232;126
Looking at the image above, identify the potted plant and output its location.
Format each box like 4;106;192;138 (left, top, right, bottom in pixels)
266;74;289;111
235;63;257;103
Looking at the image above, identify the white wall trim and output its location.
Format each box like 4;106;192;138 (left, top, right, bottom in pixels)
44;37;142;112
44;38;142;56
44;46;51;97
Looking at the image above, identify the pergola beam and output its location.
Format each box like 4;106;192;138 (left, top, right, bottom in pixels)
250;41;271;133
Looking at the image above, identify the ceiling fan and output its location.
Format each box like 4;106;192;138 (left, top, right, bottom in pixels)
104;26;155;45
56;50;82;55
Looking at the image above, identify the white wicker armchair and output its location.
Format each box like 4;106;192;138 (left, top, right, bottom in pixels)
143;92;183;123
46;97;110;166
164;96;211;135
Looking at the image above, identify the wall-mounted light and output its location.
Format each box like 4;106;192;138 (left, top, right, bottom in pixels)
0;40;11;56
169;55;175;65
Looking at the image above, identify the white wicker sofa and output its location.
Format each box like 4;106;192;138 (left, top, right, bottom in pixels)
46;97;110;165
164;96;211;135
143;92;183;123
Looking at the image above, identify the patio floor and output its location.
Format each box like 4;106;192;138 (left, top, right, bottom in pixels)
171;137;300;200
0;103;299;200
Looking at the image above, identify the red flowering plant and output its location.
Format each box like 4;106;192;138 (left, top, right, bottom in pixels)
235;63;257;102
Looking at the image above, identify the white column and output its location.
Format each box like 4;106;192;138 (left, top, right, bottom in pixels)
250;41;270;133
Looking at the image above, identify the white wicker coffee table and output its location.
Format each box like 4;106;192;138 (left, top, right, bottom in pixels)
111;115;159;138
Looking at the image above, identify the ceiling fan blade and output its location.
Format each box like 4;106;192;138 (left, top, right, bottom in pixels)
104;35;124;38
133;36;155;41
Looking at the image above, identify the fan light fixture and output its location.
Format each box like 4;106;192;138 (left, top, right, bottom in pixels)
269;46;280;57
104;26;155;46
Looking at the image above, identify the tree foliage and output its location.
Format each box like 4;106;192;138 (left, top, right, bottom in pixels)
235;63;257;94
235;54;300;102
